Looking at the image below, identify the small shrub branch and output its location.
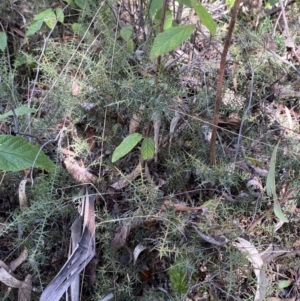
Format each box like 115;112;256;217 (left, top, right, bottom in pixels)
209;0;241;165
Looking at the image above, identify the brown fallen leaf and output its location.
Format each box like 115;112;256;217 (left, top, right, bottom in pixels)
85;127;96;151
111;163;142;190
71;80;81;96
161;200;203;212
111;208;143;249
64;158;97;183
10;247;28;272
129;104;145;134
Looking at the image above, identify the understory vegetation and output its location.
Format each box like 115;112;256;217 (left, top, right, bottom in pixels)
1;0;300;300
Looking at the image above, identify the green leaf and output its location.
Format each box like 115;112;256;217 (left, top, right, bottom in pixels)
63;0;76;7
55;8;64;23
0;135;56;172
278;280;291;289
141;137;155;160
112;133;143;162
268;0;278;6
33;8;52;21
266;142;288;223
120;25;133;42
150;24;195;60
226;0;236;8
75;0;86;9
149;0;163;18
191;0;216;35
0;106;37;121
43;10;57;29
32;8;57;30
176;0;192;6
26;20;44;37
274;197;288;223
155;8;173;30
0;32;7;52
127;39;135;53
71;23;89;37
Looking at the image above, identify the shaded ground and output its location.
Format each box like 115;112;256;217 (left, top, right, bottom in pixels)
1;0;300;300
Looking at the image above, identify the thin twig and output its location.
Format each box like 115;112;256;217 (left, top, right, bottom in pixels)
209;0;241;165
192;225;227;247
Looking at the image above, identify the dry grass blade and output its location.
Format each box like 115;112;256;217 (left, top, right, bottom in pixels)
40;187;96;301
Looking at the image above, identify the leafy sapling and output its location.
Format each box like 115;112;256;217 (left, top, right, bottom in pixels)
112;133;155;162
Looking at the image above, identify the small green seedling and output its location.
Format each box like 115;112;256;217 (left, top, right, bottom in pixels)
112;133;155;162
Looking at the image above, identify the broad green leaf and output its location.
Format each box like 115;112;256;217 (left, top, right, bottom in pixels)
150;24;195;60
127;39;135;53
55;8;64;23
266;142;288;222
43;10;56;29
26;20;43;37
176;0;192;6
141;137;155;160
149;0;163;18
120;25;133;42
278;280;291;289
0;32;7;52
226;0;236;8
155;8;173;31
191;0;216;35
63;0;76;7
268;0;278;6
0;106;37;121
112;133;143;162
75;0;86;9
32;8;57;29
71;23;89;37
0;135;56;172
33;8;53;21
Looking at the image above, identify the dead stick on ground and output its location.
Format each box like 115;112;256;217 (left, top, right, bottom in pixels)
209;0;241;165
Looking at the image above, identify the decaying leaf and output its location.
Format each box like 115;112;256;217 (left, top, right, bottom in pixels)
161;200;203;212
111;223;132;249
0;261;23;288
111;208;143;249
129;104;145;134
71;80;81;96
111;163;142;190
233;237;268;301
18;274;32;301
64;158;97;183
18;179;28;209
133;243;148;265
10;247;28;272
